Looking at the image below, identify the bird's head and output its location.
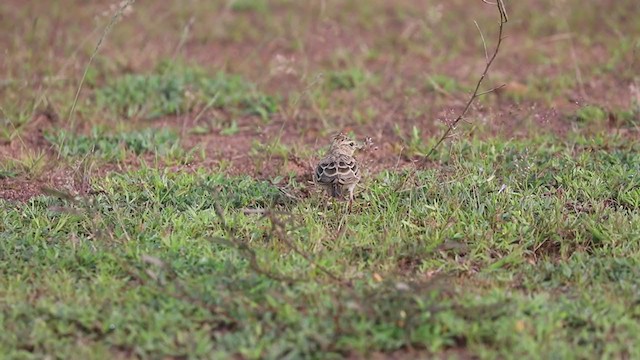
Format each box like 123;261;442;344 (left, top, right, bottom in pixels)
329;133;362;156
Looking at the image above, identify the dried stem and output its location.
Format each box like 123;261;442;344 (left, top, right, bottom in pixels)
212;198;348;285
394;1;508;192
210;200;304;283
60;0;136;160
421;0;508;163
266;211;348;284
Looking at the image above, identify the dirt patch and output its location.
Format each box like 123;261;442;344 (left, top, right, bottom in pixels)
1;94;633;203
2;0;639;203
0;167;83;202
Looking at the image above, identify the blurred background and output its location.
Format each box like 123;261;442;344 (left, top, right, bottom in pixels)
0;0;638;197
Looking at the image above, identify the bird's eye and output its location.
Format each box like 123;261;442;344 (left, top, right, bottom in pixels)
348;141;355;147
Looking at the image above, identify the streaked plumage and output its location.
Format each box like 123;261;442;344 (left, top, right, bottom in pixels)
314;133;363;203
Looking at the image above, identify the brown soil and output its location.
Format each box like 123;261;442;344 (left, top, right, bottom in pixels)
1;0;638;202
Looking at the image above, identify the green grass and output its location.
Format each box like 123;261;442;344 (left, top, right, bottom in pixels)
572;105;608;124
45;127;191;163
425;74;464;95
2;138;639;359
0;149;49;179
229;0;269;13
325;69;370;91
2;0;640;358
95;62;277;120
0;105;32;142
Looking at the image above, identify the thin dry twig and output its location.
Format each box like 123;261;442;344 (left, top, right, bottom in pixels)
421;0;508;162
210;194;348;285
209;201;305;283
200;187;461;334
67;0;135;125
60;0;136;159
395;1;508;191
265;211;349;285
123;254;237;326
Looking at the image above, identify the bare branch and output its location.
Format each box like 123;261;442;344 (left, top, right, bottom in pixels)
394;1;508;192
210;200;304;283
497;0;509;23
476;83;507;97
421;1;508;163
265;211;348;285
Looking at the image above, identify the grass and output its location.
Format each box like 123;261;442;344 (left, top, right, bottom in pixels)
325;69;370;91
2;0;640;358
0;105;32;142
0;149;50;179
572;105;608;124
229;0;269;13
425;74;464;95
2;138;640;358
95;62;277;120
45;127;191;163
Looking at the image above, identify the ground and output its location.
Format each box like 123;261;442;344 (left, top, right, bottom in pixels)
1;0;639;359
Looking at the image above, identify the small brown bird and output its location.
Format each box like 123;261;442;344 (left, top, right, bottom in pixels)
314;133;364;207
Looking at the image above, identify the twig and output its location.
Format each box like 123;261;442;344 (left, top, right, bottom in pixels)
60;0;136;159
476;83;507;97
265;211;348;285
210;198;306;283
124;254;236;326
421;0;508;162
205;181;347;284
192;92;220;125
395;1;508;191
205;185;459;330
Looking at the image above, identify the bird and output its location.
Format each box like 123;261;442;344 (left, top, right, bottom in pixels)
313;133;365;208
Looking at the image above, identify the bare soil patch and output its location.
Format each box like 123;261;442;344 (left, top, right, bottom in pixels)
1;0;638;202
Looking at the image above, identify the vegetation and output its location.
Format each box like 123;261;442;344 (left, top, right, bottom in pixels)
1;0;639;358
95;63;277;120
